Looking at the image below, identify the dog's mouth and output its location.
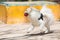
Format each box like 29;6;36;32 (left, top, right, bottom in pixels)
24;13;29;17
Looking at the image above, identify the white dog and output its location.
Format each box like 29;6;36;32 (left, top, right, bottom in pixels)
24;5;54;34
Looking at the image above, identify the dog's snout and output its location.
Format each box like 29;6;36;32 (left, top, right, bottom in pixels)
24;13;28;17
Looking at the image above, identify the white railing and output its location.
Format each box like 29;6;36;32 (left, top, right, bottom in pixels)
0;1;57;6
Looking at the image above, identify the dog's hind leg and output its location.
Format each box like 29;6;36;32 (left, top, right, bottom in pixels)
44;24;50;33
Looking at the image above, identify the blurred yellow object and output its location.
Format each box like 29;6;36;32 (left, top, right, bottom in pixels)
33;6;42;10
7;6;29;24
0;5;7;23
0;4;60;24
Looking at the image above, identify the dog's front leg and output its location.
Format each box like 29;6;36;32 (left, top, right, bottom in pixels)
27;25;34;33
27;23;40;34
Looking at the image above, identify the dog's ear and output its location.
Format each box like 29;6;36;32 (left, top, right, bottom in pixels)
26;7;32;13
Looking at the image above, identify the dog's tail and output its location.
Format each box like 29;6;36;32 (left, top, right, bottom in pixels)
40;5;55;25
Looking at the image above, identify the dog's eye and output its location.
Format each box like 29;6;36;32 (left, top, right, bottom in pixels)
24;13;28;17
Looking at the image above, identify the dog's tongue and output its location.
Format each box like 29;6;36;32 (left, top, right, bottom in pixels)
24;13;28;17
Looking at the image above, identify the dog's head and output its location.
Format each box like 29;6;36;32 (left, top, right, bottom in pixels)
24;7;41;18
24;7;32;17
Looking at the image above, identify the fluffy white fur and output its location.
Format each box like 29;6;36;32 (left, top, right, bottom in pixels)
24;5;54;34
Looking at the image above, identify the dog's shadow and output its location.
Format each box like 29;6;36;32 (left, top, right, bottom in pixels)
25;31;54;36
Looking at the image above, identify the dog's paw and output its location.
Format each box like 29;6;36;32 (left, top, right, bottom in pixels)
44;30;51;34
44;30;48;33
